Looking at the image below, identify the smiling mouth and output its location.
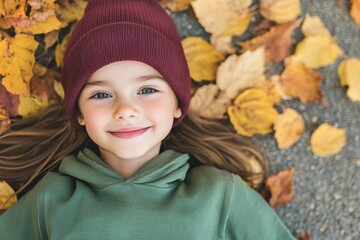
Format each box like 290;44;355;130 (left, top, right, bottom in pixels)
109;127;150;139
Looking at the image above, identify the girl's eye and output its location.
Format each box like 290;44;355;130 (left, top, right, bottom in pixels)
91;92;112;99
138;87;157;95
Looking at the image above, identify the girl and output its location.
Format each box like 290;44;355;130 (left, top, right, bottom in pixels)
0;0;295;239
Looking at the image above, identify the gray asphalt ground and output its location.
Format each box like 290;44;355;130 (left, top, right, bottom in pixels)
170;0;360;239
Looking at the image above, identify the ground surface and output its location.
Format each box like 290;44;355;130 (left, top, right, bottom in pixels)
171;1;360;239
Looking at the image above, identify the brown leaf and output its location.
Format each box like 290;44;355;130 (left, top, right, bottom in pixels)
280;61;324;103
0;84;19;116
30;71;56;103
350;0;360;25
266;168;295;208
238;19;301;62
297;231;312;240
274;108;305;149
260;0;301;23
44;30;59;50
310;123;346;157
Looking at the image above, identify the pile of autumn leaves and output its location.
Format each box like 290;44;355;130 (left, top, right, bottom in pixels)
0;0;359;218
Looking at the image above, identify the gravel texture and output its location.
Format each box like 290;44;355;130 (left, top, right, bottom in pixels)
170;0;360;239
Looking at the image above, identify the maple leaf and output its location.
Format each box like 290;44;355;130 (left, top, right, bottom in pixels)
265;168;295;208
0;180;17;211
217;47;266;99
238;19;301;62
228;88;278;136
280;61;324;103
260;0;301;23
182;36;224;82
0;34;39;96
160;0;194;11
191;0;251;36
274;108;305;149
338;58;360;102
311;123;346;157
350;0;360;25
190;84;231;118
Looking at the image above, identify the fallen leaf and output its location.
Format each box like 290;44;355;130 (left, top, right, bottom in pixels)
292;35;343;69
274;108;305;149
310;123;346;157
30;72;56;103
217;47;266;99
301;14;331;37
43;30;59;50
190;84;231;118
297;231;312;240
210;35;236;55
256;78;282;104
238;19;302;62
0;84;19;116
338;58;360;102
350;0;360;25
54;80;64;99
18;95;49;118
260;0;301;23
0;0;27;29
191;0;251;36
182;36;224;82
0;34;39;96
280;61;324;103
160;0;194;11
56;0;87;28
271;75;291;100
228;88;278;136
55;32;70;67
266;168;295;208
0;108;11;133
0;180;17;211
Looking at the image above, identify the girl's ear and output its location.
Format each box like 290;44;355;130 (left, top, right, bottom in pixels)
174;107;182;119
78;114;86;126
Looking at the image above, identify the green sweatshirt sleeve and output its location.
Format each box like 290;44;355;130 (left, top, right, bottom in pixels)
225;175;296;240
0;181;44;240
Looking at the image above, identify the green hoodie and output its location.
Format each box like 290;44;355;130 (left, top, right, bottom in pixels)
0;149;295;240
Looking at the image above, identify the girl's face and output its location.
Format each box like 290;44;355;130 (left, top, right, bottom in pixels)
77;61;182;168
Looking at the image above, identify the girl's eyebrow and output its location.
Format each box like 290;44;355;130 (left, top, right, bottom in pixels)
85;75;165;86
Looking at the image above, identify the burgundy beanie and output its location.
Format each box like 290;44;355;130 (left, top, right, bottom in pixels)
61;0;191;125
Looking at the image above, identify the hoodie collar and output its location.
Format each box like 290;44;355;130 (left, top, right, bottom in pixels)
59;148;190;189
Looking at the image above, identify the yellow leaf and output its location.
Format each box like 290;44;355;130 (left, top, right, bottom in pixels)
0;108;11;134
217;47;266;99
0;180;17;210
160;0;194;11
182;37;224;82
260;0;301;23
18;95;49;118
256;78;282;104
0;34;39;96
54;80;64;99
190;84;231;118
274;108;305;149
191;0;251;36
350;0;360;25
15;15;61;34
228;89;278;136
55;32;71;68
56;0;87;28
301;14;331;37
210;35;236;55
0;0;27;29
293;35;343;69
311;123;346;157
338;58;360;102
219;12;252;37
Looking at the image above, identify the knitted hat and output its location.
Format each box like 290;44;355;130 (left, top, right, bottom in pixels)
61;0;191;126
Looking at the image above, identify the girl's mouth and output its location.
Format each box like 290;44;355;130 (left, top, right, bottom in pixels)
109;127;150;139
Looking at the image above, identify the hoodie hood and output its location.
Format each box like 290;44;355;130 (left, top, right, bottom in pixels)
59;148;190;189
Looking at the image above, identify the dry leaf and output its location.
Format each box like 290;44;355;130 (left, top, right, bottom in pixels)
228;88;278;136
280;61;324;103
56;0;87;28
0;108;10;134
266;168;295;208
256;78;282;104
311;123;346;157
0;85;19;116
160;0;194;11
239;19;301;62
292;35;343;69
30;72;56;103
274;108;305;149
350;0;360;25
271;75;291;100
191;0;251;36
54;80;64;99
297;231;312;240
301;14;331;37
210;35;236;55
338;58;360;102
217;47;266;99
0;34;39;96
44;30;59;50
182;37;224;82
260;0;301;23
0;180;17;211
55;32;70;67
190;84;231;118
0;0;27;29
18;95;49;118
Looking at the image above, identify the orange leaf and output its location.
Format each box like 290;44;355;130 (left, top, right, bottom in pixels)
160;0;194;11
280;61;324;103
350;0;360;25
266;168;295;208
0;108;10;134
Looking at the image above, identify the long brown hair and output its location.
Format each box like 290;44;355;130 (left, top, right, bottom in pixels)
0;103;267;197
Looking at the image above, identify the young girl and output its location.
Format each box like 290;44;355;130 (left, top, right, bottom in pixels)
0;0;295;239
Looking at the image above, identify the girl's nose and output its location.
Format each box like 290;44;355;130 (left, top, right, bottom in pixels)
113;100;139;120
